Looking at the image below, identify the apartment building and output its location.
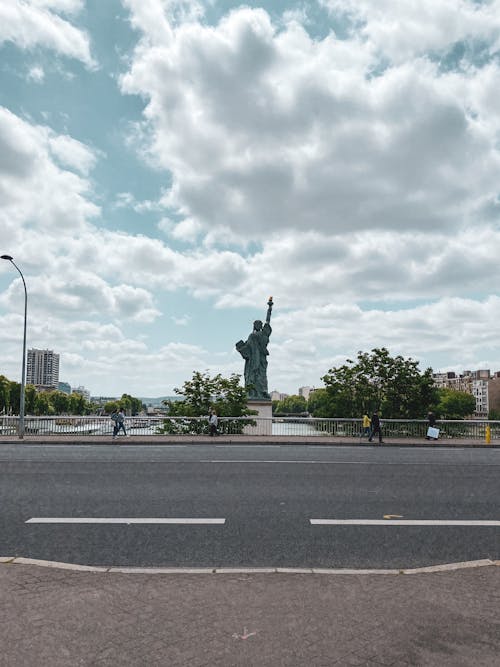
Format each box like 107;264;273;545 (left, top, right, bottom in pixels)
432;369;500;417
270;390;289;402
298;386;316;400
26;348;60;389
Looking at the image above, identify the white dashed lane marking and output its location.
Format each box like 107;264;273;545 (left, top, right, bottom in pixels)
25;518;226;525
311;519;500;526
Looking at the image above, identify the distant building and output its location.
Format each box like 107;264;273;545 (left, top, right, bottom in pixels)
298;386;315;400
270;390;289;402
58;382;71;395
91;396;118;406
72;385;91;401
26;348;60;389
433;369;498;417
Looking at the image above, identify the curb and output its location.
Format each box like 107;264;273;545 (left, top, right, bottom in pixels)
1;438;500;448
1;557;498;574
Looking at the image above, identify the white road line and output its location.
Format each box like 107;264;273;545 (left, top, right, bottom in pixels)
26;518;225;525
311;519;500;526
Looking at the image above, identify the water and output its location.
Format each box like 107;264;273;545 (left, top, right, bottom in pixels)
272;421;323;436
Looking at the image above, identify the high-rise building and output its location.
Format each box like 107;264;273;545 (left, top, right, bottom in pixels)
26;348;60;389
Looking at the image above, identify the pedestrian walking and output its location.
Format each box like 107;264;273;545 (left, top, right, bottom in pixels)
368;411;383;443
209;409;218;437
111;410;119;439
114;408;128;438
361;413;371;437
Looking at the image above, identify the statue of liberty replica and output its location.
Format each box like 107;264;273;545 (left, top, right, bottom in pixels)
236;297;273;400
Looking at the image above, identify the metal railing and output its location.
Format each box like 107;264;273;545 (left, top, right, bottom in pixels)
0;415;499;438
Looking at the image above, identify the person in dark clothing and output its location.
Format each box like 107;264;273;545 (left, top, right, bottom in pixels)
368;411;383;443
208;409;218;436
426;411;437;440
113;408;128;439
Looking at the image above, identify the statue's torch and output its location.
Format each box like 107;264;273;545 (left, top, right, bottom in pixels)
266;296;273;323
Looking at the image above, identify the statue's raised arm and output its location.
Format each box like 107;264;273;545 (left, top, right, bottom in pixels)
266;296;273;325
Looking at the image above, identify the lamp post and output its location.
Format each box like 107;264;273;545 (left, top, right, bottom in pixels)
1;255;27;439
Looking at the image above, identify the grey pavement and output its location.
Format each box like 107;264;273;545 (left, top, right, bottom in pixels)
1;561;500;666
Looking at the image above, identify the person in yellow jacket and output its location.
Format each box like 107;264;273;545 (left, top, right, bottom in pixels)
361;413;371;437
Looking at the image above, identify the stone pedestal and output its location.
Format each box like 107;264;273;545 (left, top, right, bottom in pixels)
244;399;273;435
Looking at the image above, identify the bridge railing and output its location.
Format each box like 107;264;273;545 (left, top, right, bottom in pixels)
0;415;499;438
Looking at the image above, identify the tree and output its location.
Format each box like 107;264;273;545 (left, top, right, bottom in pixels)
307;388;333;417
104;400;121;414
275;395;307;414
436;388;476;419
0;375;10;413
25;385;38;414
119;393;143;415
34;392;52;415
68;393;87;415
49;391;70;414
9;382;20;414
321;348;438;418
160;371;255;434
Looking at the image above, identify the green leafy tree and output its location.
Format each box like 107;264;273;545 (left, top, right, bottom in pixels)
436;388;476;419
25;385;38;414
119;393;143;415
68;392;87;415
160;371;255;434
307;388;333;417
34;391;53;415
322;348;438;418
9;382;20;414
0;375;11;413
4;382;38;415
49;391;70;414
104;400;121;414
275;394;307;414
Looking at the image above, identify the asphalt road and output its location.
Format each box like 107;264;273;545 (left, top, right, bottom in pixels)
1;443;499;569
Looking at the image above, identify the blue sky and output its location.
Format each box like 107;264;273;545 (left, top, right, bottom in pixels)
2;0;500;397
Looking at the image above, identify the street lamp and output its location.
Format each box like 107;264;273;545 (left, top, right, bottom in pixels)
1;255;27;439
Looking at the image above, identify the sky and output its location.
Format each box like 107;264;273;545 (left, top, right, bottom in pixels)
1;0;500;398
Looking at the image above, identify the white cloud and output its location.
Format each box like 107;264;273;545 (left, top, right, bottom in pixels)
120;4;500;242
171;314;191;326
321;0;500;63
114;191;163;213
30;1;84;14
49;133;99;175
27;65;45;82
0;107;100;235
265;295;500;391
0;0;96;68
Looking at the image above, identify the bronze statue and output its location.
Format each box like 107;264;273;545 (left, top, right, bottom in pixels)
236;297;273;400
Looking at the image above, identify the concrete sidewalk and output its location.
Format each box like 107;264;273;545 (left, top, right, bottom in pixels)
1;559;500;666
0;434;499;447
